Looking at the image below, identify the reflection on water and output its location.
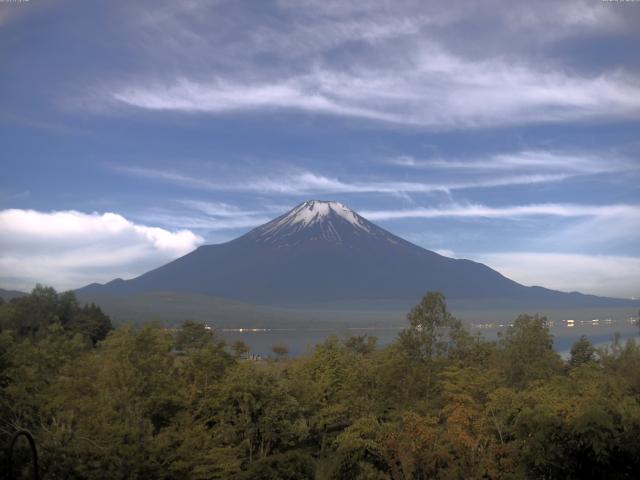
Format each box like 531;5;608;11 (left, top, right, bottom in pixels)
219;316;639;358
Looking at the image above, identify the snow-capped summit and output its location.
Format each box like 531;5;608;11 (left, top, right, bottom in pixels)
248;200;397;246
278;200;369;231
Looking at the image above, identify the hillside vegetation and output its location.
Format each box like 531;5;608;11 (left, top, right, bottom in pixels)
1;287;640;479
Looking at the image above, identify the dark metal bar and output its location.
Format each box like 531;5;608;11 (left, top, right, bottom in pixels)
7;430;39;480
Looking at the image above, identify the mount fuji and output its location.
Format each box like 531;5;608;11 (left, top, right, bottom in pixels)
78;200;636;316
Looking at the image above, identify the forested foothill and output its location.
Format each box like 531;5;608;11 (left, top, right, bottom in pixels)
2;288;639;479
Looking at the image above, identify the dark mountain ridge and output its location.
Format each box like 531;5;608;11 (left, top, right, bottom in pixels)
0;288;28;302
78;200;637;310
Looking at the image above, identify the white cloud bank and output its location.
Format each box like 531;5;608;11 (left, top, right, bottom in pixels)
0;209;203;291
475;253;640;299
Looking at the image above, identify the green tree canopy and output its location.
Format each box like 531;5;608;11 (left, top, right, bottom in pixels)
2;289;640;478
0;285;112;343
569;335;597;369
174;320;219;350
498;314;563;389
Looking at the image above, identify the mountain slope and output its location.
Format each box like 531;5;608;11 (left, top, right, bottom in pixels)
0;288;28;302
78;200;636;309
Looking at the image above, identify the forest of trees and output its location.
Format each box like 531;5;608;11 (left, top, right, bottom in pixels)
1;287;640;479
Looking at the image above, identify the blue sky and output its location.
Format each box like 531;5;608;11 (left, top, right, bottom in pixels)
1;0;639;297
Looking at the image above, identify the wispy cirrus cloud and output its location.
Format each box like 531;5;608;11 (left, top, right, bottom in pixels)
113;164;568;196
130;0;629;65
540;205;640;253
112;78;399;124
388;150;637;175
129;212;273;232
361;203;640;221
79;0;640;129
110;57;640;129
132;200;278;232
178;200;268;217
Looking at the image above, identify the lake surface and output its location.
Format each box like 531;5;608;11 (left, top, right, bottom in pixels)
219;316;639;358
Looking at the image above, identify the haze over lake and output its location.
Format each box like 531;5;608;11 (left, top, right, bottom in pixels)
219;316;639;358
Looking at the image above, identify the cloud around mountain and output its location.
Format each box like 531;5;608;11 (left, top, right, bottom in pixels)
0;209;203;291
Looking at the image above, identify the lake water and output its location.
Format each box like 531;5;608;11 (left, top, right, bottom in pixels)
219;317;639;358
